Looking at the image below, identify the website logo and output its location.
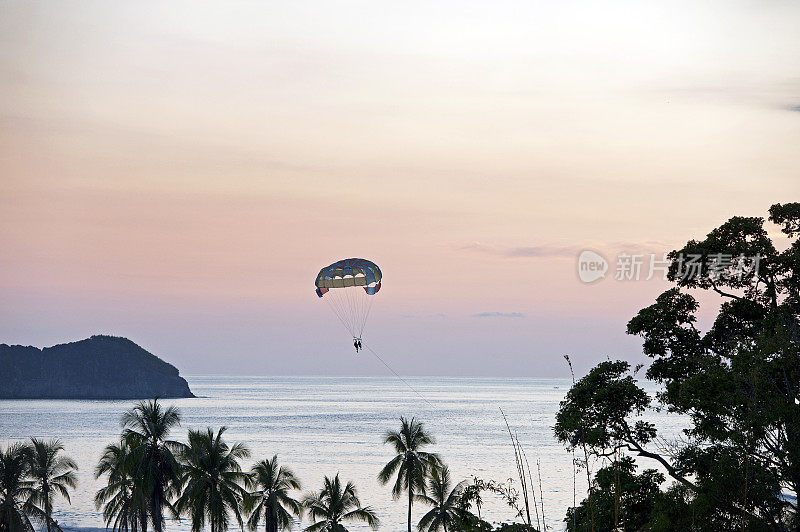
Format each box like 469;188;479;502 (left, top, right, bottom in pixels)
577;250;608;283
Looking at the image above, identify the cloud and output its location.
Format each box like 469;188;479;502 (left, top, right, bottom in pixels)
459;240;675;259
639;78;800;115
401;313;447;319
471;312;526;318
506;245;580;258
459;242;578;258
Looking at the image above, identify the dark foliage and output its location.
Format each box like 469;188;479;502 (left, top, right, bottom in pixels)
565;457;663;532
557;202;800;530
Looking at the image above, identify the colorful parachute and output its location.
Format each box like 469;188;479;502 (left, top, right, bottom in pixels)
315;258;382;339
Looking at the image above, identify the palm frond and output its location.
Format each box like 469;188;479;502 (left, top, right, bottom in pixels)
341;506;380;530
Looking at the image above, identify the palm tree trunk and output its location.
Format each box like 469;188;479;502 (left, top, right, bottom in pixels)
45;485;51;532
152;494;163;532
407;487;413;532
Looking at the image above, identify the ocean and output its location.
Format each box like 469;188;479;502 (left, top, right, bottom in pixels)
0;375;684;531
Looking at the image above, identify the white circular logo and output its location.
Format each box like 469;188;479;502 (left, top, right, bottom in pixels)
577;250;608;283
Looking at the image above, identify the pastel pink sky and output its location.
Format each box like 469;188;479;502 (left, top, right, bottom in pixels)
1;0;799;376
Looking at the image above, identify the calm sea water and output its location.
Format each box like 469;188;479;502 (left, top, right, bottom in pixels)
0;376;684;531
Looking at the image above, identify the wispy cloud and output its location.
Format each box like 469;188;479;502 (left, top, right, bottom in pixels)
460;240;675;259
640;78;800;115
471;312;525;318
459;242;579;258
506;245;581;258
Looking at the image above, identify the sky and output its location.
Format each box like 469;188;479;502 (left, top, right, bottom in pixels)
1;0;799;377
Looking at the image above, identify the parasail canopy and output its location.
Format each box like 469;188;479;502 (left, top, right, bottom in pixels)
315;258;382;339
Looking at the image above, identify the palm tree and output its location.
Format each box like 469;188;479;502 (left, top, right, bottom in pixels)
25;438;77;532
245;456;302;532
0;443;38;532
175;427;250;532
378;417;440;532
95;440;148;532
415;465;469;532
122;398;182;532
302;475;379;532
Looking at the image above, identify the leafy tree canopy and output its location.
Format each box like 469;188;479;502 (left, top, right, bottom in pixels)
557;202;800;530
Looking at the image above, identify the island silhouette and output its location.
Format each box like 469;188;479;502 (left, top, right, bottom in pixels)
0;335;194;399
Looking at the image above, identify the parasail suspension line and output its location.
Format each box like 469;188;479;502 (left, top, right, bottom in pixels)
361;341;435;408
